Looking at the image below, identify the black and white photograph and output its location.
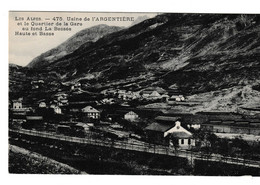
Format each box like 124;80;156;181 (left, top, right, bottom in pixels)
8;10;260;176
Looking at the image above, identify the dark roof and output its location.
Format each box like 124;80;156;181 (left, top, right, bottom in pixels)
12;100;22;103
142;87;166;94
155;116;181;122
222;120;235;124
250;119;260;123
82;106;99;113
235;121;249;125
57;125;70;128
26;116;43;121
145;122;174;132
209;120;222;124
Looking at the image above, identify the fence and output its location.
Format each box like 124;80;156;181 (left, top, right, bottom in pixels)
9;129;260;168
10;128;170;155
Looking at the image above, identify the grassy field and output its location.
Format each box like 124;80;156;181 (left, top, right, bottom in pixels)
9;145;82;174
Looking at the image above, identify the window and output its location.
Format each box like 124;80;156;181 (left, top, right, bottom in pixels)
181;139;184;145
188;139;191;145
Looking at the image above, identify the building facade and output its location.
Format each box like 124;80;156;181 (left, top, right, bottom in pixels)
12;100;22;109
124;111;139;121
81;106;100;122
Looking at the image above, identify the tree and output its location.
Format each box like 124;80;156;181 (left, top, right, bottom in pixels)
199;132;218;160
169;135;179;155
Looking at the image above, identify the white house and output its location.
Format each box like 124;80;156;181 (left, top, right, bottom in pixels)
100;89;107;95
54;106;62;114
12;100;22;109
171;95;185;101
39;102;46;108
55;93;68;106
149;91;161;99
75;82;81;87
117;90;127;99
71;82;81;91
50;104;56;109
141;90;151;98
124;111;139;121
101;98;115;104
132;92;141;99
187;124;201;130
82;106;100;119
164;121;195;148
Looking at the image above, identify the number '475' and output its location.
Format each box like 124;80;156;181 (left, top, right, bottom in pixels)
52;17;62;21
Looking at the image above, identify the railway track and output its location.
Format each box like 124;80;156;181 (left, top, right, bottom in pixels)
9;128;260;168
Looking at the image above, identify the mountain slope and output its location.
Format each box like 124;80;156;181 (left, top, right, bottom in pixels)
27;24;122;68
29;13;260;94
130;15;150;26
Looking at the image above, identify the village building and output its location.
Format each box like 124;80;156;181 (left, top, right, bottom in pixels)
172;95;185;101
54;93;69;106
167;98;175;104
164;121;195;148
75;82;81;88
100;89;107;95
23;116;43;129
132;91;141;99
12;99;22;109
107;89;117;96
117;90;127;99
67;103;85;113
71;82;81;91
39;102;47;108
155;116;181;123
201;119;260;136
50;104;56;109
11;113;26;126
167;95;185;104
10;98;30;124
145;122;172;145
26;116;43;123
53;106;62;114
187;124;201;130
141;87;167;100
125;91;134;100
30;80;37;85
145;120;195;148
141;90;162;100
81;106;100;122
147;87;167;94
101;98;115;104
142;91;151;98
124;111;139;121
31;80;44;89
32;84;39;89
149;91;161;100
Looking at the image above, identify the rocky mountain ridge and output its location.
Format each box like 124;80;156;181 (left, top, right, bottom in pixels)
25;13;260;95
27;24;123;68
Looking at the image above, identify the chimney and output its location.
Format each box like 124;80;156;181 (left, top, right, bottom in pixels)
175;121;181;127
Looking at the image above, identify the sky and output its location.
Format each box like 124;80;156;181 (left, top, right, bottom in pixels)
9;12;157;66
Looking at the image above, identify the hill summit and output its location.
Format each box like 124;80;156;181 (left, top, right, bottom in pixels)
27;14;260;95
27;24;123;68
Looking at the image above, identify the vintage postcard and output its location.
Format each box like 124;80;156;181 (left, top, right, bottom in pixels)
9;11;260;175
